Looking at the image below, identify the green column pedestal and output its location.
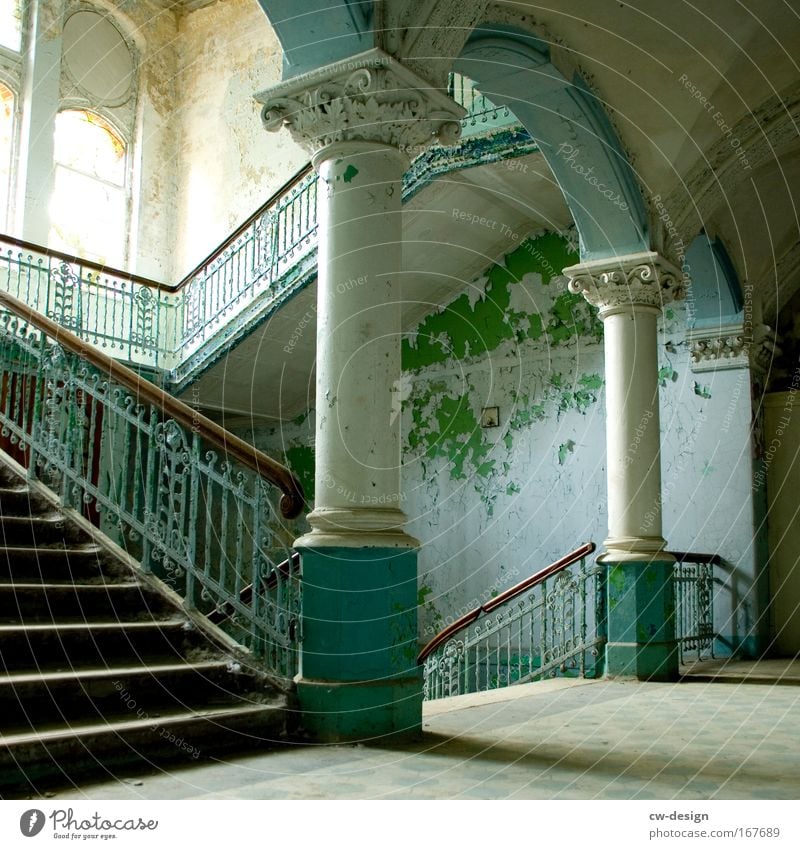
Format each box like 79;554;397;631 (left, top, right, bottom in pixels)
296;546;422;742
604;560;678;681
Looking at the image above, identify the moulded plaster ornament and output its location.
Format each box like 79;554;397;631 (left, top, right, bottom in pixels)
686;322;781;374
564;251;684;314
256;48;465;156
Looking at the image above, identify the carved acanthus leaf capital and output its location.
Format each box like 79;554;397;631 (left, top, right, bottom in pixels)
255;49;465;156
565;252;685;315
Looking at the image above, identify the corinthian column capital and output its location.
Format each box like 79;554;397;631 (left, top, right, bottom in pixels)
565;251;685;317
255;48;465;156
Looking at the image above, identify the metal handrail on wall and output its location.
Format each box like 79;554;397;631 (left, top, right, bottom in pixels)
0;289;304;678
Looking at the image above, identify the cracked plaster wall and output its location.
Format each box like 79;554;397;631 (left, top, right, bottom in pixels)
169;0;306;279
402;234;763;651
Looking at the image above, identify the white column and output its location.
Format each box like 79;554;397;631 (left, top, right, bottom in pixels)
306;141;411;546
566;252;684;562
258;49;464;549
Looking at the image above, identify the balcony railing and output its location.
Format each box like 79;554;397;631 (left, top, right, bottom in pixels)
0;75;528;386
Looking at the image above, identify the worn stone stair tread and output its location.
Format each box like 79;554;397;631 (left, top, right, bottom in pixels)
0;618;188;634
0;659;231;686
0;702;282;747
0;544;103;554
0;581;142;590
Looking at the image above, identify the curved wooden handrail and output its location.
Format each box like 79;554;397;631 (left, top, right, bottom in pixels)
669;551;723;565
417;542;596;665
176;163;314;288
0;162;314;294
0;289;305;519
207;551;301;626
0;232;175;291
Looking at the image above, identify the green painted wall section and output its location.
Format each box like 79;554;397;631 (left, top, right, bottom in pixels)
402;233;599;371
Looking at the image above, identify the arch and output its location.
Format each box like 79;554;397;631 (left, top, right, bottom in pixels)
256;0;374;80
455;23;649;262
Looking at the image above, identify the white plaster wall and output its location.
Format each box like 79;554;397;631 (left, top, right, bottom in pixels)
403;269;763;652
169;0;307;279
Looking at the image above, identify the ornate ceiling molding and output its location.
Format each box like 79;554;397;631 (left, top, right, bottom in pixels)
255;48;465;156
564;251;684;316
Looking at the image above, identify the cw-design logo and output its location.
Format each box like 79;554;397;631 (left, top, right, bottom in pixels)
19;809;46;837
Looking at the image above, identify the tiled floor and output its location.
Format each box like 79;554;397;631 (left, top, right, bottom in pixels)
49;676;800;800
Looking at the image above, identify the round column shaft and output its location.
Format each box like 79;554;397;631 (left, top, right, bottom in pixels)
602;304;666;560
566;252;684;680
299;142;414;547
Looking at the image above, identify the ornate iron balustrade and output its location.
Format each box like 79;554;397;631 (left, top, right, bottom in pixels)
0;290;304;680
672;551;718;665
419;543;603;701
0;75;528;386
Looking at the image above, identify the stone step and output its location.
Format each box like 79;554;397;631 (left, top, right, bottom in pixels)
0;485;46;516
0;660;264;728
0;514;87;546
0;619;211;672
0;701;288;793
0;581;175;624
0;544;118;583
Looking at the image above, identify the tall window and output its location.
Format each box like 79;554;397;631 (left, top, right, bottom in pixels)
0;81;13;229
49;109;127;267
0;0;22;53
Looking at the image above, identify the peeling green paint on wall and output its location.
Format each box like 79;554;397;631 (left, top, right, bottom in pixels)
401;234;595;371
284;444;315;504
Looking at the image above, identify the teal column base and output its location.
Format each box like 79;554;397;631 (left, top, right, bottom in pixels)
295;546;422;742
604;560;678;681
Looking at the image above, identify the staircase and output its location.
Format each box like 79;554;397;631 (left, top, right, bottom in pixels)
0;458;294;794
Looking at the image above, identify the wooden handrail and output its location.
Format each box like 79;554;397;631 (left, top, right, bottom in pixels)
417;542;596;664
0;233;175;292
669;551;723;565
176;163;314;287
0;288;305;519
0;162;315;294
207;551;301;626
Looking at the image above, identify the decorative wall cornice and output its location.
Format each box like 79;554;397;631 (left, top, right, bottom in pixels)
564;251;684;316
255;48;466;156
686;321;781;373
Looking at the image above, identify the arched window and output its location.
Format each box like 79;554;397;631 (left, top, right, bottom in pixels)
0;1;22;53
49;109;128;267
0;82;14;230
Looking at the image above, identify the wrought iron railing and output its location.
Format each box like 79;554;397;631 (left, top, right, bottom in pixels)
0;75;525;386
0;289;304;680
419;543;603;701
672;551;718;665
